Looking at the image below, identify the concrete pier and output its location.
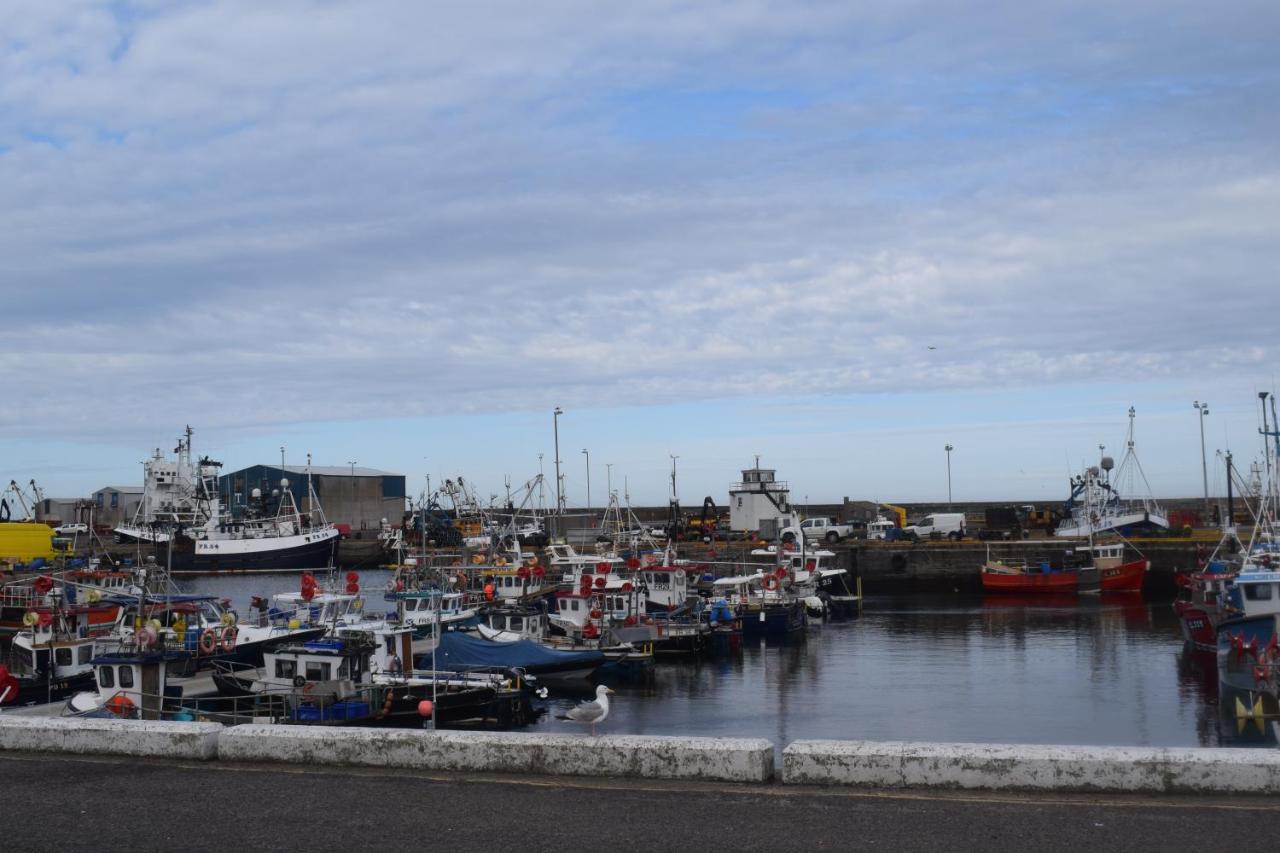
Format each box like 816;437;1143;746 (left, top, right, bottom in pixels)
783;739;1280;793
219;726;775;782
0;716;221;760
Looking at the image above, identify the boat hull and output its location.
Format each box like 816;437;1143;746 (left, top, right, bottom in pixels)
2;671;97;707
741;601;805;637
1099;559;1148;593
160;530;339;573
1178;604;1217;653
981;569;1079;594
1216;614;1279;695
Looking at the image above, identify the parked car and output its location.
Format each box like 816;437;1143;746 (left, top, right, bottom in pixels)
799;517;856;543
902;512;966;541
53;522;88;535
865;518;898;540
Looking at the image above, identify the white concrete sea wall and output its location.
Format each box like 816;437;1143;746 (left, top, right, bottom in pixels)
783;740;1280;793
219;726;775;782
0;716;221;760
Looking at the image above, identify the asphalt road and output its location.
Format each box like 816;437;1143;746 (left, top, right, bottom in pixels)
5;753;1280;852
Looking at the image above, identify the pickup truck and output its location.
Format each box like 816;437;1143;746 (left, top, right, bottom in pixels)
800;517;856;543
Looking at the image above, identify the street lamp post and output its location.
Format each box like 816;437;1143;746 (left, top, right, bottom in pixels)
348;460;357;528
605;463;613;501
553;408;563;514
1194;401;1210;516
944;444;954;507
581;449;591;514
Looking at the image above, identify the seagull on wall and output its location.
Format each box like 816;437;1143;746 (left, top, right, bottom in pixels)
556;684;614;735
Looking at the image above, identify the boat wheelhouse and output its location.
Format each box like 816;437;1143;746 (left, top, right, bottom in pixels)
477;604;550;643
3;603;98;706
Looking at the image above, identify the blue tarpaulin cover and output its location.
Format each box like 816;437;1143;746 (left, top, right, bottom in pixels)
421;632;604;675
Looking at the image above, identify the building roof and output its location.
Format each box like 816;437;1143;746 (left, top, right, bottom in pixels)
243;464;400;478
95;485;145;494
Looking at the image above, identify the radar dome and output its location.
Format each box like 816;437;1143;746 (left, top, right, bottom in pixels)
1100;456;1115;471
280;478;289;488
1088;466;1100;477
251;488;262;499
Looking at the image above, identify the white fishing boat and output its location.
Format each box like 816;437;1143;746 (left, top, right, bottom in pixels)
1056;408;1169;538
114;427;340;571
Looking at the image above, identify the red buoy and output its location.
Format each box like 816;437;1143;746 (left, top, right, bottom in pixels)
417;699;434;718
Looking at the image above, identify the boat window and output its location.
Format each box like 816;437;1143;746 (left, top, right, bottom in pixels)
337;660;348;678
1245;584;1274;601
404;599;418;612
78;645;92;665
571;600;580;611
511;617;523;630
274;659;296;680
55;648;72;667
118;666;134;688
305;662;332;681
98;666;114;688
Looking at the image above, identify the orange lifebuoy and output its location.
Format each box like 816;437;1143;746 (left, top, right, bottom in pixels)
199;629;218;655
220;626;238;653
762;576;780;592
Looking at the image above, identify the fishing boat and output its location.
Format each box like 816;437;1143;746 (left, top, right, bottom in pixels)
210;627;539;728
711;571;806;638
1175;555;1239;653
113;427;339;572
1214;392;1280;699
750;533;859;615
1;572;123;636
0;592;99;707
980;556;1087;594
1055;408;1169;538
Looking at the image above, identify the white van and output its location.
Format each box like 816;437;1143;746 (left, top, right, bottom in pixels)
903;512;966;541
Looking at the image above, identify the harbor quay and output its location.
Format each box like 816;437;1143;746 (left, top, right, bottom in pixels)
75;535;1208;597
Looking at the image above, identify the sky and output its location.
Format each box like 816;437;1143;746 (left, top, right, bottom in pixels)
1;1;1278;507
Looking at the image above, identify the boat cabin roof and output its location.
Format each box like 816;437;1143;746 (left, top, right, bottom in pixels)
712;573;765;587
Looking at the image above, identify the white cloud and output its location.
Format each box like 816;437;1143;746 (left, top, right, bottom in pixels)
0;0;1277;445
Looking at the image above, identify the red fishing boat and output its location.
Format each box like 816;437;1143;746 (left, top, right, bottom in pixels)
980;541;1146;595
980;558;1084;594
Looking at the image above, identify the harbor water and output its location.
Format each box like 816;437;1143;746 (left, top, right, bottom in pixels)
177;572;1237;748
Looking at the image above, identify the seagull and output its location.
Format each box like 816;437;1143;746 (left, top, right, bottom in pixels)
556;685;615;735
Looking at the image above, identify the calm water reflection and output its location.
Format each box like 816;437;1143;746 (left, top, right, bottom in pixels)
177;573;1245;748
